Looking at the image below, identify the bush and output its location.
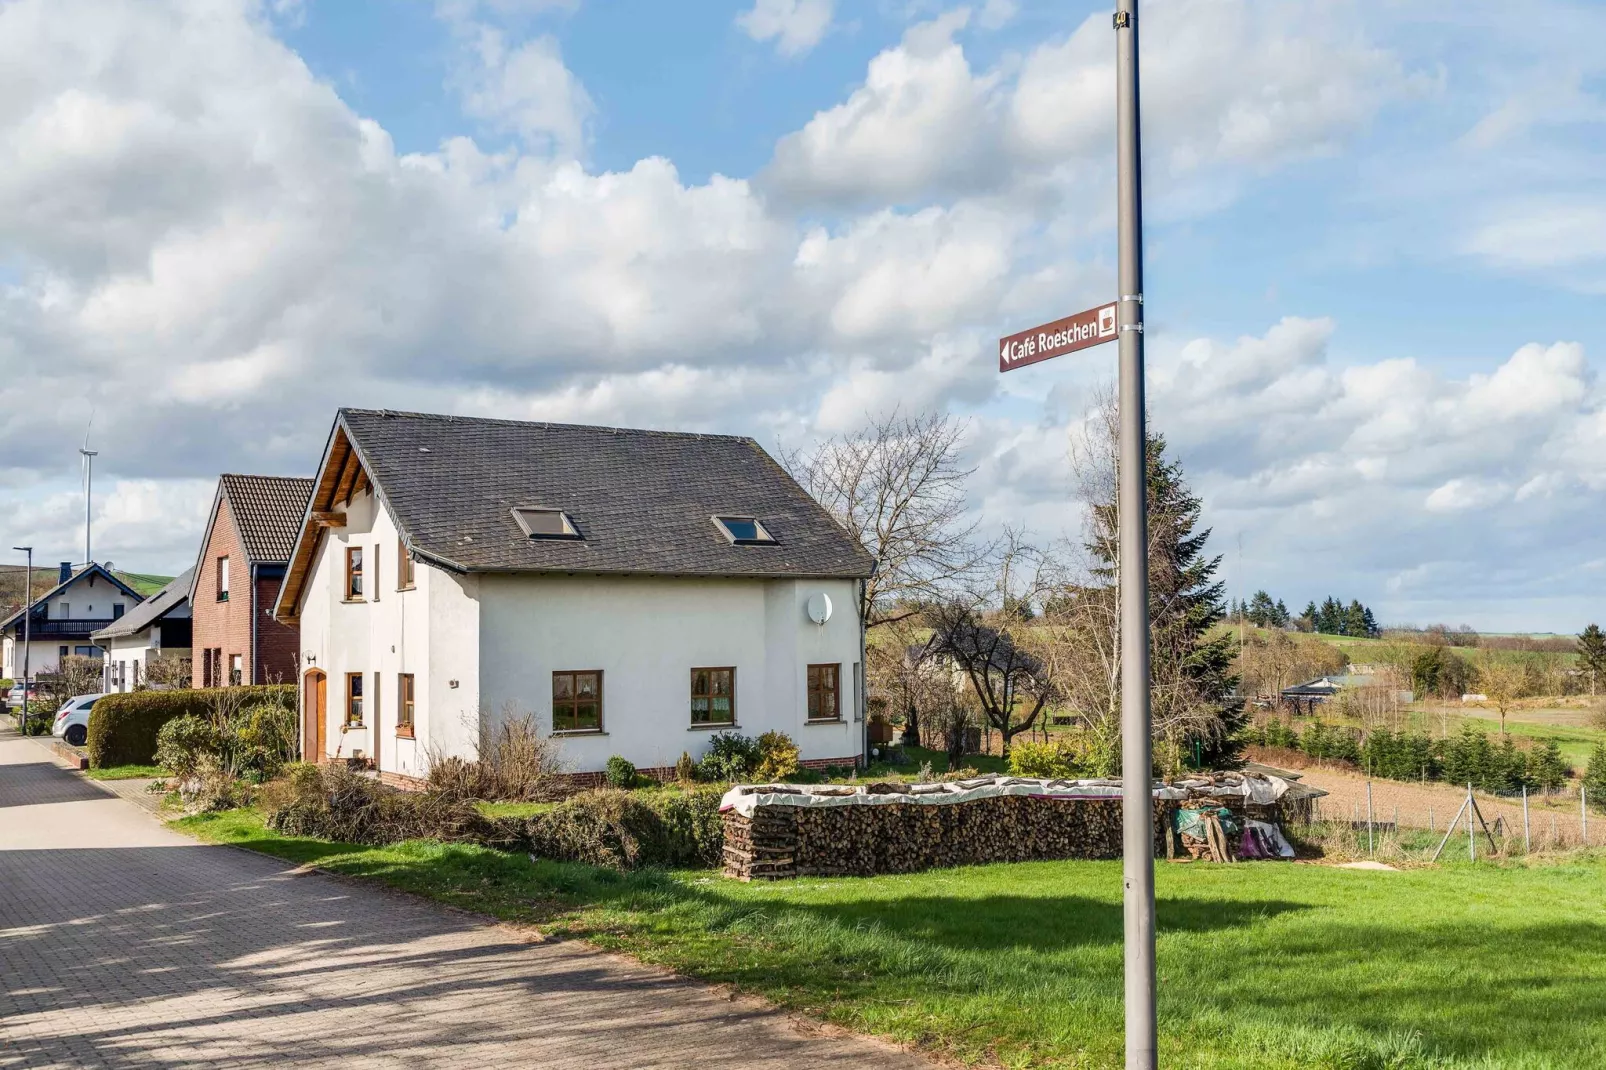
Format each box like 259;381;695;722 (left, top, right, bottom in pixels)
262;763;508;847
426;710;565;801
697;731;761;782
87;686;295;769
755;731;800;781
605;755;638;788
524;785;726;870
674;751;698;783
1008;739;1080;778
154;715;222;780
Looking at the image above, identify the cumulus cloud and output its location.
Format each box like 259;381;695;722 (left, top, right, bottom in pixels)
735;0;834;58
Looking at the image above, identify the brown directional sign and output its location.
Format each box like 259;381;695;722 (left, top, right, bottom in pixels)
999;302;1117;372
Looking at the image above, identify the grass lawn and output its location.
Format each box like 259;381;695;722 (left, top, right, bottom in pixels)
84;764;164;781
476;799;557;819
177;808;1606;1069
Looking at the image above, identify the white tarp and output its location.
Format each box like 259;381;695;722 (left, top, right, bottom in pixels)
721;774;1193;817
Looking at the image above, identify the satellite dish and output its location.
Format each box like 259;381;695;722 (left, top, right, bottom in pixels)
806;592;833;625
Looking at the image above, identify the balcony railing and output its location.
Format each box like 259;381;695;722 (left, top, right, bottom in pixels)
11;619;116;639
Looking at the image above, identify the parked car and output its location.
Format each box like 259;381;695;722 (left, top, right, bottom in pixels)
6;681;43;710
51;693;106;747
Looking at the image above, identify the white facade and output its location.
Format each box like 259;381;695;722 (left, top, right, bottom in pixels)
98;616;192;693
2;568;134;679
296;487;865;780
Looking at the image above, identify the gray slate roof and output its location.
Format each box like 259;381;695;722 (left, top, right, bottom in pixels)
340;409;873;579
0;563;144;632
222;474;314;563
91;567;193;641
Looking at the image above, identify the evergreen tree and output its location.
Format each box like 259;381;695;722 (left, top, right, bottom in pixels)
1577;624;1606;695
1362;606;1380;638
1247;590;1276;627
1530;741;1569;794
1584;741;1606;813
1298;601;1318;633
1274;599;1291;628
1089;433;1240;770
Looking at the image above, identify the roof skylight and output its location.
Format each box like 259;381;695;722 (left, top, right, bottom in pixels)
713;516;775;545
512;507;582;540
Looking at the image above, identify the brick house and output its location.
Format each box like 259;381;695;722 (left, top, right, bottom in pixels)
189;474;314;688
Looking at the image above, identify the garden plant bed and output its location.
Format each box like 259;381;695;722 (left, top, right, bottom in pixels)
175;807;1606;1069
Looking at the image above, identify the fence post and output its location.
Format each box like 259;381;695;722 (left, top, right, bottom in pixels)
1584;785;1589;845
1467;783;1475;862
1522;785;1530;854
1366;780;1375;858
1429;805;1434;832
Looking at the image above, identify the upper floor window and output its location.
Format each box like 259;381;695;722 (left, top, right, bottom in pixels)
398;537;415;589
807;663;841;722
58;602;70;618
552;670;602;733
713;516;774;545
690;668;735;726
345;546;364;600
217;556;230;601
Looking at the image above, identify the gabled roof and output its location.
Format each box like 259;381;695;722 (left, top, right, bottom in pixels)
219;474;315;563
90;567;193;641
0;563;145;632
276;408;874;622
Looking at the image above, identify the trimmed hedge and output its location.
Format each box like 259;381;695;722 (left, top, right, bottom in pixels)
86;686;296;769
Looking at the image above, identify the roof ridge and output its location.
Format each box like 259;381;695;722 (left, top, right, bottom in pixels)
339;407;757;445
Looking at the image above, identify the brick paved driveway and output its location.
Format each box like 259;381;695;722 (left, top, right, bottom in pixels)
0;731;930;1069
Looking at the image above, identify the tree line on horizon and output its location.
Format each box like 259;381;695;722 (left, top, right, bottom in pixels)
1230;591;1381;638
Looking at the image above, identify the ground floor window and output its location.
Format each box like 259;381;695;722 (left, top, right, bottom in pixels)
229;654;243;686
346;672;364;727
552;670;602;732
397;673;415;738
690;667;735;726
807;663;840;722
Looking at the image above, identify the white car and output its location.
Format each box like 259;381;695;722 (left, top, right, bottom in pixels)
51;693;106;748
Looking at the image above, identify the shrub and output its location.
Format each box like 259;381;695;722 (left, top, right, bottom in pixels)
524;786;726;870
1008;739;1080;779
154;715;222;780
262;763;506;847
755;731;800;781
426;710;565;801
605;755;638;788
87;686;295;769
235;701;300;782
674;751;698;783
697;731;761;782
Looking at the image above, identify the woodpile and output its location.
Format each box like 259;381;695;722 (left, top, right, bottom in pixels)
723;792;1174;881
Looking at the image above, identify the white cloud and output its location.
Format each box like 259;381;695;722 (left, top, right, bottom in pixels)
452;26;592;155
1464;202;1606;272
736;0;834;58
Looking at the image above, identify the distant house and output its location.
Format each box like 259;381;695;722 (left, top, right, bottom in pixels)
1280;672;1412;714
91;568;194;693
273;408;874;785
190;475;314;688
0;563;145;679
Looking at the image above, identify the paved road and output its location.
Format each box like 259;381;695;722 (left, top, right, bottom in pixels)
0;730;930;1069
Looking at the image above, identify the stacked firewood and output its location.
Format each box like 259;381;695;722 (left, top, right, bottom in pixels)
722;795;1174;881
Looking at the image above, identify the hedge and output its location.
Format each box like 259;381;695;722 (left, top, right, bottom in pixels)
86;686;297;769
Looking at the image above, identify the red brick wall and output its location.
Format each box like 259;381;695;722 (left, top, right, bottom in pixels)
253;573;300;684
190;494;302;687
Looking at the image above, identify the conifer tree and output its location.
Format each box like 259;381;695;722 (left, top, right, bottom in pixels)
1584;740;1606;813
1577;624;1606;695
1530;741;1569;794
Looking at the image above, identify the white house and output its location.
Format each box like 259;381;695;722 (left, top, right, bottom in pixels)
2;563;145;681
91;568;194;693
273;408;874;785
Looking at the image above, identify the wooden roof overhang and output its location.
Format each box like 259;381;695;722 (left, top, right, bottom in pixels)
274;419;372;626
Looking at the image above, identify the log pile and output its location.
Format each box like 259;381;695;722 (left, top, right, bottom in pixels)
722;790;1173;881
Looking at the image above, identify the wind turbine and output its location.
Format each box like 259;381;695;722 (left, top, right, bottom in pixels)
80;412;98;567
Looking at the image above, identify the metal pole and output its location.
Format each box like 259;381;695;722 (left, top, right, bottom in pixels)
80;448;98;566
1366;780;1374;857
1467;783;1475;862
1583;785;1588;844
1522;785;1530;854
1114;3;1155;1067
12;547;31;733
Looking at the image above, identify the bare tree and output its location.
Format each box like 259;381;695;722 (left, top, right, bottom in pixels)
1478;658;1526;738
865;616;953;748
785;410;987;628
924;600;1055;758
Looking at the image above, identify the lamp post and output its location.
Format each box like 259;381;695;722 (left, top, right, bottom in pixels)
12;546;32;734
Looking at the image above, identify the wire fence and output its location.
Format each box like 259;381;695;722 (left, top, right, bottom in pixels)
1293;778;1601;859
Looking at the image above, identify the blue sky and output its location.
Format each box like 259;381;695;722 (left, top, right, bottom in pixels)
0;0;1603;630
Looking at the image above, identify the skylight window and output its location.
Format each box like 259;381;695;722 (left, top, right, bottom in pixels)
512;507;581;540
713;516;775;545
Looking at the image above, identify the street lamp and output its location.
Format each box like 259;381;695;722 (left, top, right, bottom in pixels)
12;546;32;734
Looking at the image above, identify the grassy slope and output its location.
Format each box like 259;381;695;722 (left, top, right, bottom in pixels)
113;571;174;597
179;809;1606;1070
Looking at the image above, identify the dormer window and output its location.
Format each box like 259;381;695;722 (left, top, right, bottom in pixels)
713;516;775;545
512;507;581;540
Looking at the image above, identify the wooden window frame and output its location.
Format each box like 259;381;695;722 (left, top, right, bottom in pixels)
397;537;415;590
345;672;364;728
806;663;842;723
216;556;230;602
397;673;415;738
345;545;364;601
689;667;737;728
551;669;603;734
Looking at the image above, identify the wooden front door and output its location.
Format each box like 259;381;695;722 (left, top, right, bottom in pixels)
304;669;327;761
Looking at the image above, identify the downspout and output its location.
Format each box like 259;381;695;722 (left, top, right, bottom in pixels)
250;563;258;685
859;576;869;769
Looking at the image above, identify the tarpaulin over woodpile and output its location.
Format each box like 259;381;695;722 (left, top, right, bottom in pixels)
719;775;1196;818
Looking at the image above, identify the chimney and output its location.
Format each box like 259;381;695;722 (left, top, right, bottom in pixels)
59;562;72;585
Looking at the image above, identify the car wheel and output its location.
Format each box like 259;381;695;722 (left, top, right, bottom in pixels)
65;725;87;747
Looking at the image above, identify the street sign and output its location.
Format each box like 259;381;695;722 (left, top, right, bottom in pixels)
997;302;1117;372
